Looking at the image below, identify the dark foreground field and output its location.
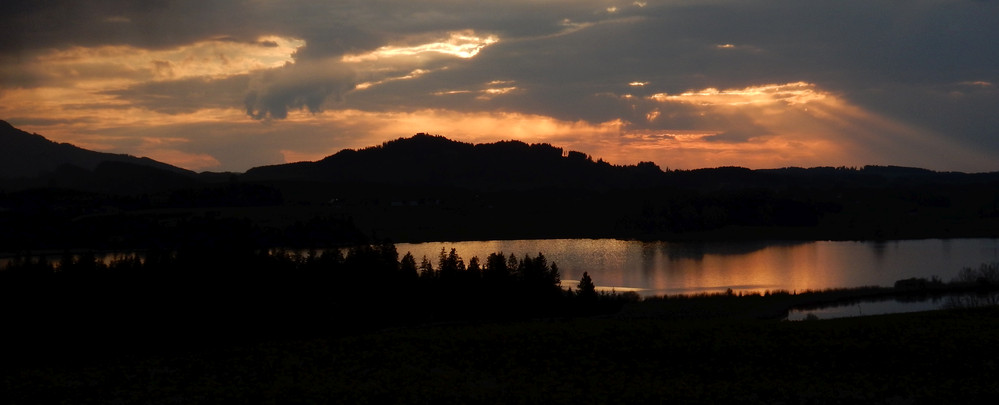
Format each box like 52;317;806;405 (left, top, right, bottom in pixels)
4;305;999;404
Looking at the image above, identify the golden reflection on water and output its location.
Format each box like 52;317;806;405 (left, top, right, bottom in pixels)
397;238;999;297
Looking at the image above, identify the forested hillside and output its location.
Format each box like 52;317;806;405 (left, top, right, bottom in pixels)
3;125;999;250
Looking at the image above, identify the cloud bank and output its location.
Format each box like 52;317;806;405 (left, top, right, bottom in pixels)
2;0;997;172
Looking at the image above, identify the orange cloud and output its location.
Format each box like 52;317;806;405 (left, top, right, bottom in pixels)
265;108;843;171
7;74;996;173
23;36;302;87
643;82;996;170
649;82;826;106
1;35;304;147
341;30;498;63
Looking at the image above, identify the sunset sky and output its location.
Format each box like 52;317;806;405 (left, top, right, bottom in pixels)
2;0;997;173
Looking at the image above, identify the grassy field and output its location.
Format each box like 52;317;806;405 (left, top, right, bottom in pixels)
4;304;999;404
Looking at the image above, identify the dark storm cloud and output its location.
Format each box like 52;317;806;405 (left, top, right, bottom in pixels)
243;62;356;120
4;0;999;171
0;0;580;58
0;0;598;118
367;0;998;145
234;0;999;148
0;1;262;52
848;81;999;151
7;0;996;84
10;0;995;122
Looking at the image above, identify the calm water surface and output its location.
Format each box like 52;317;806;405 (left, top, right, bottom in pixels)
4;238;998;301
397;238;999;297
786;298;948;321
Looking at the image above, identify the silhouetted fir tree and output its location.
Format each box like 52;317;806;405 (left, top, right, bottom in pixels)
107;254;143;275
578;272;597;299
518;253;537;283
467;256;481;279
438;247;465;281
377;241;400;272
0;254;53;281
400;252;418;279
317;248;345;271
303;248;318;264
484;252;510;283
341;244;402;289
507;254;519;276
515;252;562;298
419;255;435;279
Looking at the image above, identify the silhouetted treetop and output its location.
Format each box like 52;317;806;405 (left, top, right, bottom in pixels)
577;271;597;298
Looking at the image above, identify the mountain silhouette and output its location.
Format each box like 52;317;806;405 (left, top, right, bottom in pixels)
242;132;999;193
244;133;665;191
2;123;999;247
0;120;193;179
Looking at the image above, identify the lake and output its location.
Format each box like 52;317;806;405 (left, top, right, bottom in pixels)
397;238;999;297
4;238;998;302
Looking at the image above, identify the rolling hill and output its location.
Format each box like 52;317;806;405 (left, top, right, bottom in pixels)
243;133;665;191
0;120;193;179
2;121;999;248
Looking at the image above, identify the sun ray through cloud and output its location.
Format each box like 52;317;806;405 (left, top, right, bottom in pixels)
0;1;996;172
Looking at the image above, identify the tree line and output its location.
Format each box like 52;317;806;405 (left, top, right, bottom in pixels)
0;243;637;344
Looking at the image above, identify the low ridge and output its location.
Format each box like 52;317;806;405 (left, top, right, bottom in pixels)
0;120;193;178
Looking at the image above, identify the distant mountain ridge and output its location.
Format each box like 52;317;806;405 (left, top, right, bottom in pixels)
242;133;999;192
3;124;999;246
0;120;193;178
4;121;998;195
243;133;666;191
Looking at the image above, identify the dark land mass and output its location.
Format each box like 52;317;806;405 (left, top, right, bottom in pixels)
0;120;193;180
3;245;999;404
4;121;999;402
6;309;999;404
3;122;999;252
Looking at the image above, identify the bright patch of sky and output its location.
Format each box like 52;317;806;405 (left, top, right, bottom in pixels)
2;0;997;172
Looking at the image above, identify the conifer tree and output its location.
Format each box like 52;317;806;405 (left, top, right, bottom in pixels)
419;255;435;279
578;271;596;298
400;252;418;279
